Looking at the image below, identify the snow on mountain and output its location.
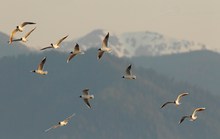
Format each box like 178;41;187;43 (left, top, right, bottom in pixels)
62;29;207;57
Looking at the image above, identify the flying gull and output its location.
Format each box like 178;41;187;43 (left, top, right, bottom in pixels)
122;64;136;79
97;32;111;60
160;92;189;109
9;27;36;44
45;113;76;132
31;57;48;75
179;107;205;124
67;43;84;63
41;35;68;50
79;89;94;108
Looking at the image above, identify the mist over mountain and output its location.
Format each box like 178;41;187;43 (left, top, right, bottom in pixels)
0;49;219;139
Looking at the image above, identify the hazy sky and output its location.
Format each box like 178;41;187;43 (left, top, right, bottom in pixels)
1;0;220;50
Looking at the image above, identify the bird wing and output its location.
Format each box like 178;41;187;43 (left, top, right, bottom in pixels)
64;113;76;122
160;101;174;109
97;50;105;60
11;38;22;42
126;64;132;75
192;107;205;117
102;32;109;48
74;43;80;52
9;28;19;44
83;99;91;108
24;27;36;38
37;57;46;70
40;46;53;50
67;53;77;63
44;124;60;132
56;35;68;46
82;89;89;95
179;116;190;124
21;22;36;27
176;92;189;103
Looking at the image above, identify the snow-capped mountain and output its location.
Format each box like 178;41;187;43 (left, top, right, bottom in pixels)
62;29;207;57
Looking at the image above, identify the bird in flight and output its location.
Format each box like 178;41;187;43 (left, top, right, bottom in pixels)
41;35;68;50
31;57;48;75
79;89;94;108
179;107;205;124
122;64;136;79
9;27;36;44
67;43;84;63
45;113;76;132
160;92;189;109
97;32;111;60
9;22;36;44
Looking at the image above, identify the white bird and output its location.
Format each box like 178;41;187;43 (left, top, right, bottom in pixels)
31;57;48;75
45;113;75;132
79;89;94;108
67;43;84;63
160;92;189;108
179;107;205;124
9;22;36;44
9;27;36;44
122;64;136;79
40;35;68;50
97;32;111;60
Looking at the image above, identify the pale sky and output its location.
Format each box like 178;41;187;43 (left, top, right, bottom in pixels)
1;0;220;50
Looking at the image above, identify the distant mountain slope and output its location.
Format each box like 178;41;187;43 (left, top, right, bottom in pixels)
65;29;209;57
132;50;220;95
0;32;31;57
0;49;219;139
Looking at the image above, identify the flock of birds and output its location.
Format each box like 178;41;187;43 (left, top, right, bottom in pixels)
8;22;206;132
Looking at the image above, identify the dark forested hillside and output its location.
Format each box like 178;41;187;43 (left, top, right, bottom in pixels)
0;49;219;139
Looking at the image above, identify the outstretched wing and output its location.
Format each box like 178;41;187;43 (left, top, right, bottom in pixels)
24;27;36;38
160;101;174;109
67;53;77;63
56;35;68;46
38;57;46;70
179;116;190;124
83;99;91;108
74;43;80;52
21;22;36;27
64;113;76;122
82;89;89;95
97;50;104;60
44;124;60;132
40;46;53;50
126;64;132;75
102;32;109;48
11;38;22;43
176;92;189;102
192;107;205;117
9;28;19;44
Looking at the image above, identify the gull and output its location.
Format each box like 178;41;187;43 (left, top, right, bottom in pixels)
179;107;205;124
9;27;36;44
79;89;94;108
45;113;76;132
122;64;136;79
9;22;36;44
31;57;48;75
67;43;84;63
97;32;111;60
40;35;68;50
160;92;189;109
